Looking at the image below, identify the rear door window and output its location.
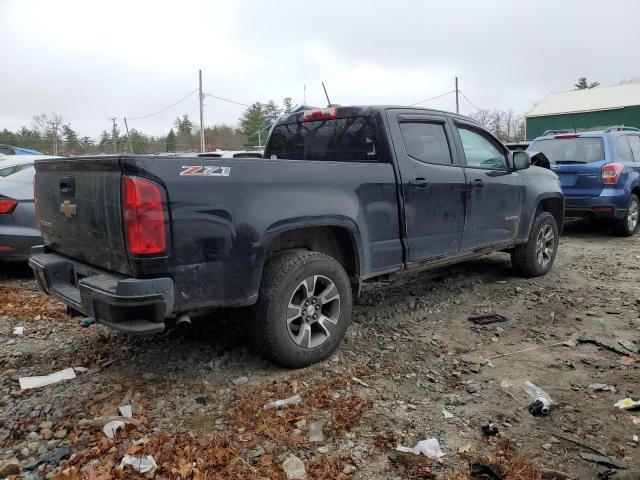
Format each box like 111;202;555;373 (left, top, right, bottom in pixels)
529;137;604;163
399;123;452;165
626;135;640;162
266;117;379;162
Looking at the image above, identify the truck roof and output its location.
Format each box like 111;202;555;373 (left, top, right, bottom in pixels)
275;105;482;127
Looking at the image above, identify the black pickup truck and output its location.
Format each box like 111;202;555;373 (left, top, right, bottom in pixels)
29;106;563;367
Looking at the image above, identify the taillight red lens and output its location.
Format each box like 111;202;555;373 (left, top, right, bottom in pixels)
122;176;166;255
0;198;18;214
302;107;338;122
601;162;624;185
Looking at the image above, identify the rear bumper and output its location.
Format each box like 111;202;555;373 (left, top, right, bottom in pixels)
0;226;42;261
564;189;628;219
29;248;174;334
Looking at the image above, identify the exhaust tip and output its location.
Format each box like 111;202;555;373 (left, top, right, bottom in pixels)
176;313;191;328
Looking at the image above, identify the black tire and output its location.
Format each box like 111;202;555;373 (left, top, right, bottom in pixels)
511;211;559;277
612;194;639;237
251;249;352;368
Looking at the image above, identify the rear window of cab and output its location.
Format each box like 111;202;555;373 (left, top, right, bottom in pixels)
266;116;379;162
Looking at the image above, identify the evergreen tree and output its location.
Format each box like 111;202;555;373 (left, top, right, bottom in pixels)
283;97;293;114
62;124;81;153
165;129;176;152
239;100;282;147
574;77;600;90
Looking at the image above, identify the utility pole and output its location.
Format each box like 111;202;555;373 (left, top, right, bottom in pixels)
110;117;118;153
47;122;58;156
455;77;459;114
303;84;306;105
199;69;205;152
123;117;134;153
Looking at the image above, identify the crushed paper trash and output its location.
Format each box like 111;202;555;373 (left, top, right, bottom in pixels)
120;454;157;473
396;438;445;459
103;421;125;439
119;405;133;418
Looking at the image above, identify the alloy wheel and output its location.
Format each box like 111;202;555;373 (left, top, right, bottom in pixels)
286;275;341;349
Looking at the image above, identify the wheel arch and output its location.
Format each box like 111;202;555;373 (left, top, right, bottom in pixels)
262;223;362;281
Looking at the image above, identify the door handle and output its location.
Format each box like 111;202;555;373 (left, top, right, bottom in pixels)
409;177;429;188
471;179;484;188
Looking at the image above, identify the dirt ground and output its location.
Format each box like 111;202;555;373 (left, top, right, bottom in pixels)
2;219;640;479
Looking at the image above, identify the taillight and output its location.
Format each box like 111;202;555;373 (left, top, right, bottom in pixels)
303;107;338;122
122;176;166;255
555;134;580;139
601;162;624;185
0;198;18;214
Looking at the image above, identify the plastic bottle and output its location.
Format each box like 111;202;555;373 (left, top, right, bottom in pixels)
522;381;553;415
263;394;302;410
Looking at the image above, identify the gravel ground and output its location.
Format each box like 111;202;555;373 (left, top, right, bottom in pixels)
1;219;640;479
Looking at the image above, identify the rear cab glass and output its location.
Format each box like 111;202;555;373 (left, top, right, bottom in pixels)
266;116;379;162
529;137;605;164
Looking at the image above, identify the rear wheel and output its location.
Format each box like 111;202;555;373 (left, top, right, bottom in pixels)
512;211;558;277
251;250;352;368
613;194;639;237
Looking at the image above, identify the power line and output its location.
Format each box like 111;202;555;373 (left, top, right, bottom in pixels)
410;90;456;106
459;90;481;111
204;93;251;107
127;89;198;120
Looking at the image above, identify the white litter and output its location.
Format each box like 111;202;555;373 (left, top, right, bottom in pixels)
119;405;133;419
351;377;371;388
308;420;325;443
19;368;76;390
263;394;302;410
13;326;24;335
103;420;125;439
442;410;454;419
120;454;157;473
396;438;445;459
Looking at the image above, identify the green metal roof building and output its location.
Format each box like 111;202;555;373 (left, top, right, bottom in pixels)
525;83;640;139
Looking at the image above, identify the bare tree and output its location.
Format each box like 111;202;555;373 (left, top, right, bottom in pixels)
33;113;64;155
619;77;640;85
470;109;525;142
469;109;492;128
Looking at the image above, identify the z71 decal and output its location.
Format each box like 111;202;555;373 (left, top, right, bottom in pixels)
180;165;231;177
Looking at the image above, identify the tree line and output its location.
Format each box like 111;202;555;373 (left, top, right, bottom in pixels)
0;97;295;156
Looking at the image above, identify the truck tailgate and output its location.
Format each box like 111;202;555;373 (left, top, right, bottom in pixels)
34;157;131;275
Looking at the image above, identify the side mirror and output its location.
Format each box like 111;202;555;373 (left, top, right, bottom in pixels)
513;151;531;170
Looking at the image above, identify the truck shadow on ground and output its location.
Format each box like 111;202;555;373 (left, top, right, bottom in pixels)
113;253;517;375
0;261;33;281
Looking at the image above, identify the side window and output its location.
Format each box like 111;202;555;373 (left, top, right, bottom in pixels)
627;135;640;162
616;136;633;161
399;122;452;165
457;127;507;169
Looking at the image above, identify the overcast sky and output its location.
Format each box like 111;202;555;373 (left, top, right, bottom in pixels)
1;0;639;139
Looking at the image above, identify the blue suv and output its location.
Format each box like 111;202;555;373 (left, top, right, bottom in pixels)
528;127;640;236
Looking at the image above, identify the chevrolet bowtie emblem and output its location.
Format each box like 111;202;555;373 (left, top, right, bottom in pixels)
60;200;77;218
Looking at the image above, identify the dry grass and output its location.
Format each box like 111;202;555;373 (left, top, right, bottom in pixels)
440;441;543;480
0;282;66;319
51;370;374;479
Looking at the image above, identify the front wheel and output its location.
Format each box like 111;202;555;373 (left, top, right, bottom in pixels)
612;194;639;237
251;250;352;368
512;211;559;277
